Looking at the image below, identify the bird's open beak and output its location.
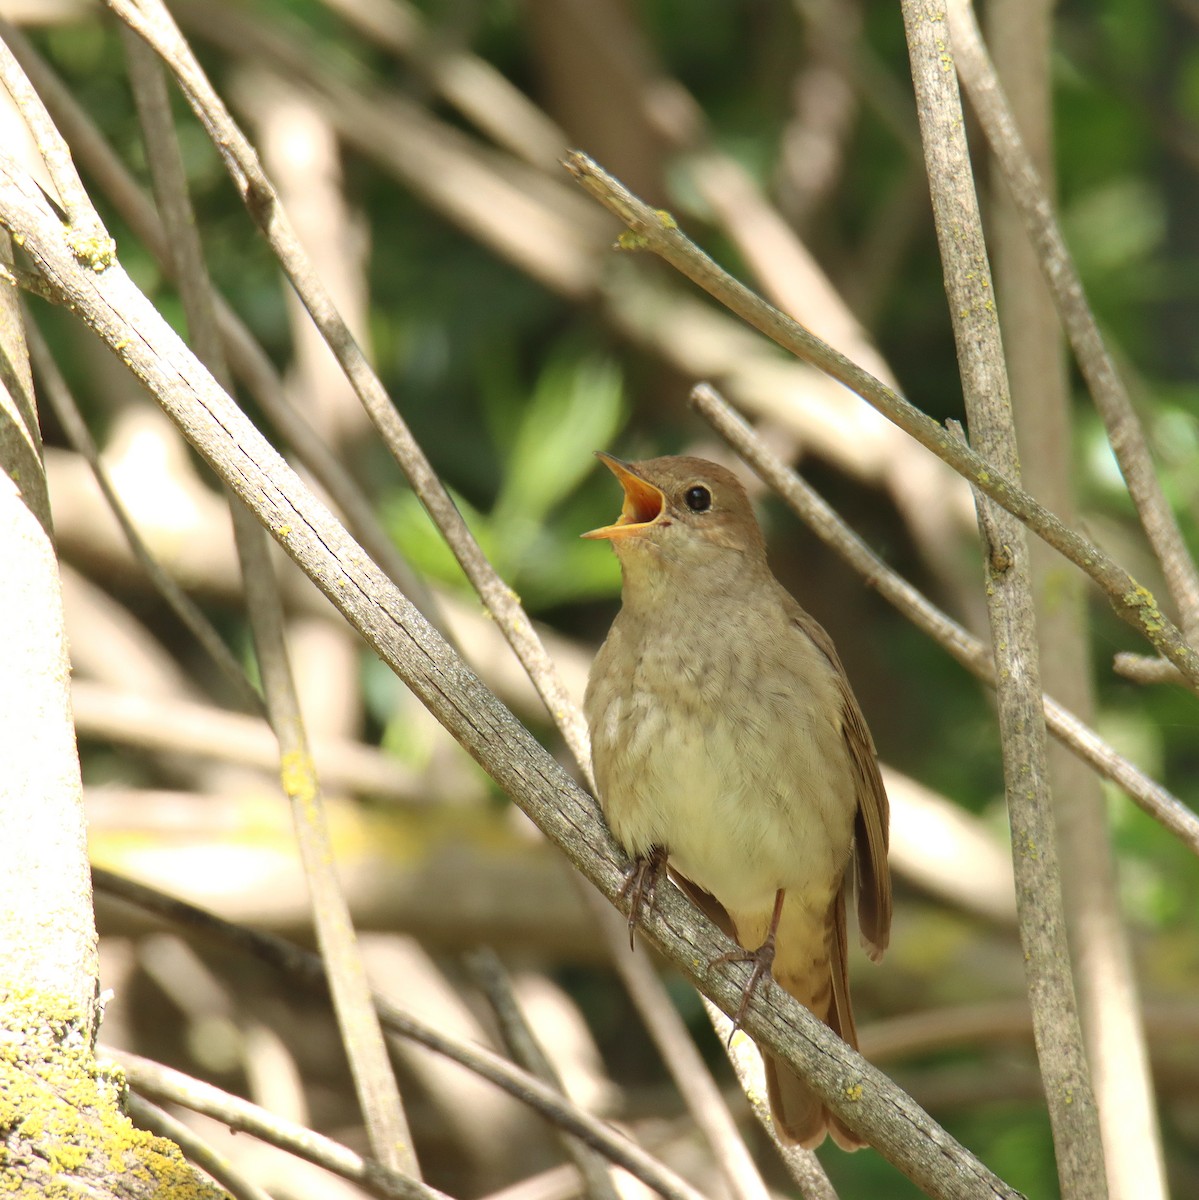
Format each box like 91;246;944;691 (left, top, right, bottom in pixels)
582;453;666;540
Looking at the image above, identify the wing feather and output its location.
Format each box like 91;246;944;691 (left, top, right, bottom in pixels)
790;608;892;960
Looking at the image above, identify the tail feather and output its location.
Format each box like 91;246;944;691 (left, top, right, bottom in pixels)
674;872;866;1151
760;889;865;1151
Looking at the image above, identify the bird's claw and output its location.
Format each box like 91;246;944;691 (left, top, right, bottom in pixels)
618;846;667;950
710;937;777;1041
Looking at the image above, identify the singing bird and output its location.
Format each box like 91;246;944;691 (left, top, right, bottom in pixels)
583;453;891;1150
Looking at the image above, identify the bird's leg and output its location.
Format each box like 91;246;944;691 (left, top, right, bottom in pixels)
618;844;667;949
710;887;786;1034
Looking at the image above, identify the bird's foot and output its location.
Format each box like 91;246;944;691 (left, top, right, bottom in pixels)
709;935;777;1039
709;887;786;1039
617;845;667;950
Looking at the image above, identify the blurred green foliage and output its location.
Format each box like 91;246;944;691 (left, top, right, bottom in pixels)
384;349;626;608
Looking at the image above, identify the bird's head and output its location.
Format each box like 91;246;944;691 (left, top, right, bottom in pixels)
582;453;767;581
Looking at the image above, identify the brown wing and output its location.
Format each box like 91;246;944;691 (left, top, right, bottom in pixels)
790;608;892;961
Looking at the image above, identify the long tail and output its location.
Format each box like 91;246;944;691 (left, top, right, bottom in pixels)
759;889;863;1151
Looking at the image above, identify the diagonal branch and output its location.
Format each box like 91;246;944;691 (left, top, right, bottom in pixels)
120;29;417;1176
563;151;1199;694
946;0;1199;647
105;0;591;774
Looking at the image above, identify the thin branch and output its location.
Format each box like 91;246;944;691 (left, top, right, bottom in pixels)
1112;653;1185;686
0;257;59;303
114;1051;445;1200
26;322;263;715
580;891;773;1200
94;870;709;1200
979;2;1168;1194
0;26;101;243
105;0;591;777
703;1001;840;1200
125;1094;275;1200
562;151;1199;693
690;384;1199;857
467;949;621;1200
946;0;1199;645
901;6;1106;1196
121;30;416;1175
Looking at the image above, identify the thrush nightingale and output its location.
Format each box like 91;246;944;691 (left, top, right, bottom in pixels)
583;453;891;1150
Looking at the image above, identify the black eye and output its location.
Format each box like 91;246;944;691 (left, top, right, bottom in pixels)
684;485;712;513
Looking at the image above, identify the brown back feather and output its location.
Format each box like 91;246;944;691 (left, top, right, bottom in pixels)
789;607;892;960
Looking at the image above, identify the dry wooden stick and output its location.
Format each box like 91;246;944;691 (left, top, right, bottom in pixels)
901;5;1106;1195
947;0;1199;647
120;29;417;1176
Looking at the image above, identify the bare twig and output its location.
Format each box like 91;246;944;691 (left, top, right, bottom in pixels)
901;6;1106;1196
581;893;773;1200
27;323;262;715
106;0;591;774
563;151;1199;693
121;30;416;1175
705;1001;840;1200
947;0;1199;645
0;26;99;243
1112;653;1185;686
468;949;620;1200
979;3;1167;1195
125;1094;275;1200
691;384;1199;857
114;1051;445;1200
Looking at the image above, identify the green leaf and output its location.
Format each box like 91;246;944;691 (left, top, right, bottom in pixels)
383;488;497;588
493;353;626;530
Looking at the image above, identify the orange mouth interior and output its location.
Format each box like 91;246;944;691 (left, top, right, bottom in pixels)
581;454;665;540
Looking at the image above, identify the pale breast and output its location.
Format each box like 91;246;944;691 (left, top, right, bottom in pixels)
585;611;857;916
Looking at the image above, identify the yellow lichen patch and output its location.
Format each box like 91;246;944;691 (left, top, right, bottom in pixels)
653;209;678;230
844;1083;864;1102
616;230;649;251
0;994;225;1198
279;748;318;808
65;228;117;273
1123;583;1166;636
